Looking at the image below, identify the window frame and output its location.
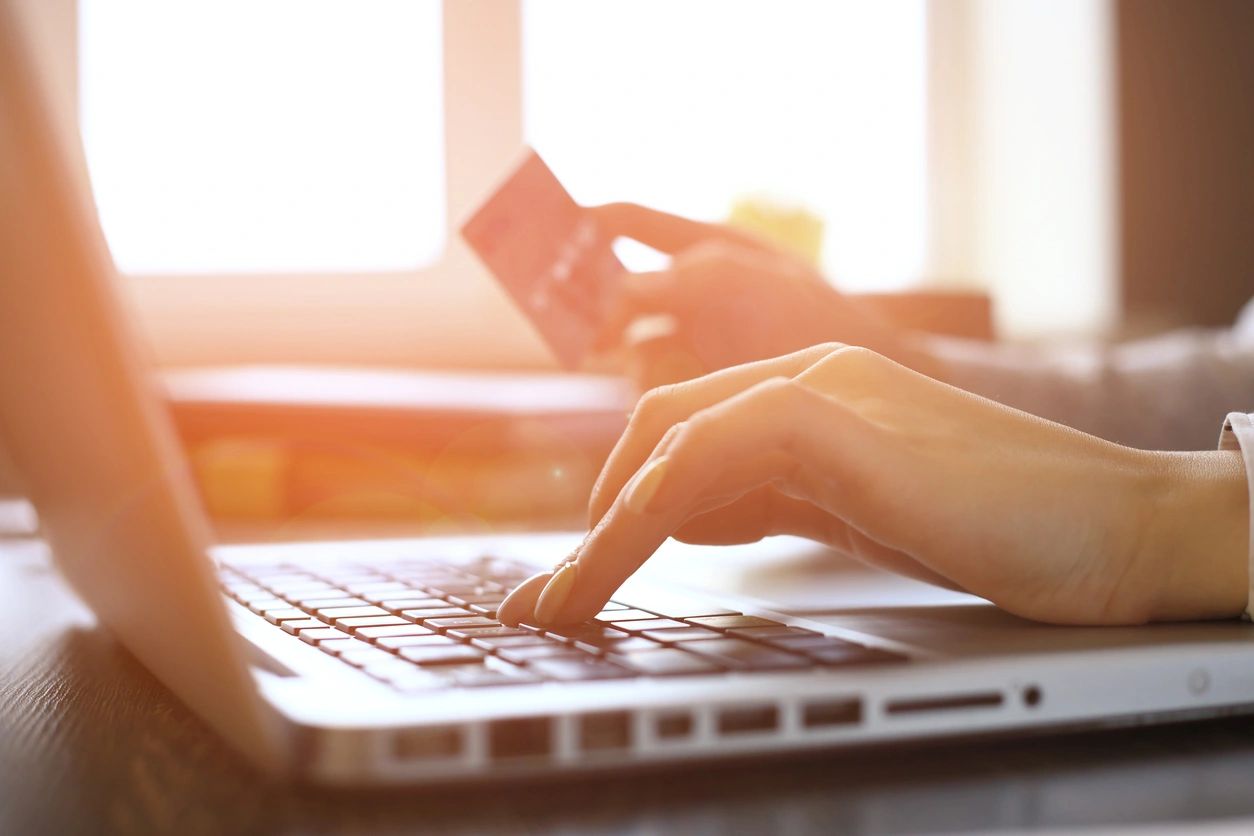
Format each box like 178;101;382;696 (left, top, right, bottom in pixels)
55;0;965;369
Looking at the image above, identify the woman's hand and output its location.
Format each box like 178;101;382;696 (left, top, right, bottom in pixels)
499;344;1248;628
590;203;925;388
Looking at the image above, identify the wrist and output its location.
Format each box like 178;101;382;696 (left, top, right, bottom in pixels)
1141;450;1249;621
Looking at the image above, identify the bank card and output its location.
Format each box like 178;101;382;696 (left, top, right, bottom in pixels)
461;149;623;369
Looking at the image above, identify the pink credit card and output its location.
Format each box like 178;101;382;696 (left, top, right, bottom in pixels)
461;149;624;370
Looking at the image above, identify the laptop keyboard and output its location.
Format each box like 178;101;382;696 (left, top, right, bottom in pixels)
220;556;907;693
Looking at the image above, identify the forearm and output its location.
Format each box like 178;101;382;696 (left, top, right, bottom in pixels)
915;330;1254;451
1141;449;1249;621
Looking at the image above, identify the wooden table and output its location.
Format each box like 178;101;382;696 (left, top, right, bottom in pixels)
4;532;1254;836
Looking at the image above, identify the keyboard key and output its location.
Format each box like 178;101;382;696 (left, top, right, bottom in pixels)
685;615;781;631
575;636;657;656
280;619;327;634
399;645;486;666
357;624;436;641
245;597;290;614
433;582;506;597
363;658;419;679
445;625;531;641
423;616;499;632
263;608;310;624
346;581;412;594
232;587;282;604
400;607;474;622
447;592;507;607
337;615;410;630
243;571;308;585
807;646;907;666
317;638;374;657
467;634;551;652
769;635;864;652
378;634;461;651
611;648;721;677
316;641;366;661
594;608;659;623
608;618;690;634
545;626;648;655
298;596;368;610
317;605;389;620
543;624;624;644
639;626;723;644
666;607;742;619
363;588;430;603
379;597;454;612
443;665;539;688
681;638;811;670
727;625;820;640
340;647;396;667
526;657;634;681
299;627;352;644
496;644;588;664
274;583;339;597
365;661;445;691
317;572;388;587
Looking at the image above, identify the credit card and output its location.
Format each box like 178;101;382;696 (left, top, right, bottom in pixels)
461;149;623;369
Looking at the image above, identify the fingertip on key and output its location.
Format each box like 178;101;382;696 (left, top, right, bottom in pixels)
533;562;577;625
496;572;552;627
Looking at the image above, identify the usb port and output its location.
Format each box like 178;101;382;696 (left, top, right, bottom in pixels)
717;704;778;735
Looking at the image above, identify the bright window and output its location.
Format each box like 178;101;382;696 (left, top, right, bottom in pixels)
77;0;445;275
523;0;928;290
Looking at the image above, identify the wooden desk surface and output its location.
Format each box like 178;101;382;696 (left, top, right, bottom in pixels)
4;535;1254;836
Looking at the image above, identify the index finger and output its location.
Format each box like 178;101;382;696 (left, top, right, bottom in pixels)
559;376;867;623
588;202;771;256
587;343;843;526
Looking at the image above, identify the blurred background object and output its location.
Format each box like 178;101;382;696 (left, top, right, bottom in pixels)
8;0;1253;527
727;196;826;266
1116;0;1254;336
41;0;1254;362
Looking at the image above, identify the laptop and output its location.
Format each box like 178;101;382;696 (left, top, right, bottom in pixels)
3;2;1253;785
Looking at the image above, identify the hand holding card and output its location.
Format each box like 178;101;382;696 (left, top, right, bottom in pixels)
461;150;624;370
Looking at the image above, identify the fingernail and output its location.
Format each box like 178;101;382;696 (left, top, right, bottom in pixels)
624;456;668;514
534;562;577;624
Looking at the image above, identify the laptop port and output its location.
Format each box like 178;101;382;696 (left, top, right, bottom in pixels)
489;717;551;760
393;726;462;761
717;704;778;735
802;698;862;728
885;691;1004;716
580;712;631;751
654;711;693;740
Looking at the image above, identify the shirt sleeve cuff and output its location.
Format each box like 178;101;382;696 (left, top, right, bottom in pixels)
1218;412;1254;620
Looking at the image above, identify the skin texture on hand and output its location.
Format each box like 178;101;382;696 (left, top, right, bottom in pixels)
498;344;1249;629
588;203;929;389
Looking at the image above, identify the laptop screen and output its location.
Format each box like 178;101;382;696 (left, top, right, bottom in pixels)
0;2;282;770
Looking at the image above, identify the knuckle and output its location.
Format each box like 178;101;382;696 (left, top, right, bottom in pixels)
671;407;716;449
754;375;807;405
657;420;687;449
814;341;849;358
830;344;879;365
815;344;884;377
632;383;683;429
681;240;735;271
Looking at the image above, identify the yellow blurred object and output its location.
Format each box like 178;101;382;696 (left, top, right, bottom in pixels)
191;439;287;520
727;196;824;265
